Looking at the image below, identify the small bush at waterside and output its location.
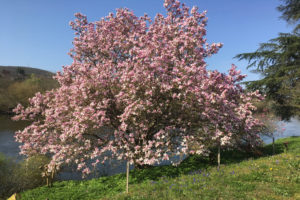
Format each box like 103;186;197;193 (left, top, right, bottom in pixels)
0;154;50;200
18;136;300;200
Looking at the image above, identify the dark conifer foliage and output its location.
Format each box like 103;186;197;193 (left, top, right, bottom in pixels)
235;0;300;119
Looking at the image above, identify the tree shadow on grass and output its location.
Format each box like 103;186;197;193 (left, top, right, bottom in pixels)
130;155;211;184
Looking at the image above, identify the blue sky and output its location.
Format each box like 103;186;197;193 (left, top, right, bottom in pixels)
0;0;293;82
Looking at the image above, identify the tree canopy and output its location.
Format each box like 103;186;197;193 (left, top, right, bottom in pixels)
277;0;300;32
235;0;300;119
13;0;262;175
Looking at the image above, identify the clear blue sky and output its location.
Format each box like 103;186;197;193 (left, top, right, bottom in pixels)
0;0;293;82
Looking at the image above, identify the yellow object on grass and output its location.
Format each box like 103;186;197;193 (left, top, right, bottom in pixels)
7;193;19;200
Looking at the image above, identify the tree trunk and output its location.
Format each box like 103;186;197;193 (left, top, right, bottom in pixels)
272;136;275;155
126;161;129;194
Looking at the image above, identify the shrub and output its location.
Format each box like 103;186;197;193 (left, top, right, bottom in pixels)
0;153;50;199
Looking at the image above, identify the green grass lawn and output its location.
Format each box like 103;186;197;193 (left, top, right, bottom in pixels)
19;136;300;200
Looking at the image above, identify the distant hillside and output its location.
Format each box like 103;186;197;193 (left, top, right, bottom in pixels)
0;66;58;114
0;66;54;80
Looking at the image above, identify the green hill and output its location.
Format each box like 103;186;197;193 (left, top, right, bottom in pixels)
11;136;300;200
0;66;54;79
0;66;58;114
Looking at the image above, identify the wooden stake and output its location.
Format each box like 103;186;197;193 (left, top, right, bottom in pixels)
126;161;129;194
272;136;275;155
217;142;220;170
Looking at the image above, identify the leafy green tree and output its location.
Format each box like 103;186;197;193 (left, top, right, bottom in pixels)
16;67;26;78
277;0;300;32
235;0;300;119
0;74;58;113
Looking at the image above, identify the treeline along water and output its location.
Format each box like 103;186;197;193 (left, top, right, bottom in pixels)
1;114;300;180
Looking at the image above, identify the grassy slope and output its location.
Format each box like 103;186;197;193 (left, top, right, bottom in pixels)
0;65;54;93
0;66;57;114
20;137;300;200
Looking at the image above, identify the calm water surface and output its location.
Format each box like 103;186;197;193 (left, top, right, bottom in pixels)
1;114;300;180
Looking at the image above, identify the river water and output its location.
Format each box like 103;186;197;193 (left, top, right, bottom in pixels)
1;114;299;180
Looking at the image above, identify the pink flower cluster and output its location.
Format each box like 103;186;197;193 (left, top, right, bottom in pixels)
13;0;263;174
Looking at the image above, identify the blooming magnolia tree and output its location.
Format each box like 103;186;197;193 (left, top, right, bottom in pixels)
13;0;263;179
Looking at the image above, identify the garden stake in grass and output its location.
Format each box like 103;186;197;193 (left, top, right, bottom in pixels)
283;141;289;153
273;136;275;154
218;141;221;171
126;160;129;194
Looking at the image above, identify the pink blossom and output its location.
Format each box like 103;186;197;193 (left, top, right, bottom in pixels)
12;0;263;175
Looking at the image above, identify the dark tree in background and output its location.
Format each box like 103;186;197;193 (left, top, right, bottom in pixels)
16;67;25;76
277;0;300;32
235;0;300;120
